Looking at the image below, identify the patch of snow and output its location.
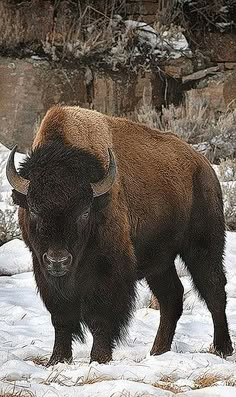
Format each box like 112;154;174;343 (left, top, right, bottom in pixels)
178;387;236;397
125;20;160;48
0;239;32;275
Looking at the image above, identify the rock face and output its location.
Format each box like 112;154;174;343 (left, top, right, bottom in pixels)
202;33;236;63
0;58;86;152
185;69;236;112
223;70;236;108
126;0;163;24
0;55;236;158
0;57;170;152
0;1;235;159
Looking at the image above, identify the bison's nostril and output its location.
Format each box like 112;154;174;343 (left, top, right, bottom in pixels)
67;253;72;266
43;252;72;266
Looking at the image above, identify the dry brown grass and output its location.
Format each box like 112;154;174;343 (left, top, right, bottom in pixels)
153;373;236;393
191;373;236;389
194;374;222;389
0;389;35;397
24;355;48;366
152;381;182;394
152;375;182;394
77;375;112;385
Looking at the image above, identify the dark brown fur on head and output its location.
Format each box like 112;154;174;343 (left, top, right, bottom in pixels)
11;106;233;365
13;139;113;278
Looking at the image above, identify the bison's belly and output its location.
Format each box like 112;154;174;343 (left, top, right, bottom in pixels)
133;221;185;280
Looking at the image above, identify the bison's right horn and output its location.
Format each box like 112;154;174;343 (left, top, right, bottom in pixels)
91;148;116;197
6;145;30;195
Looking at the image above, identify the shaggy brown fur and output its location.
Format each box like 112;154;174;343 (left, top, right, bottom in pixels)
13;106;233;365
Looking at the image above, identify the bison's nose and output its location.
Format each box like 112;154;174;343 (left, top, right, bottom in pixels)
43;249;72;277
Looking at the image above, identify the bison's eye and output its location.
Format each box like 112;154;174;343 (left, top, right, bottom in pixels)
81;209;90;220
29;209;38;220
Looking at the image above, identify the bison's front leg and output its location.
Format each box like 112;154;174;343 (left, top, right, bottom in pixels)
46;326;72;367
83;265;136;364
84;308;128;364
90;324;113;364
46;311;84;366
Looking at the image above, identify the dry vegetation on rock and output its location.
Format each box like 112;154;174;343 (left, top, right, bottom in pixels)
135;97;236;230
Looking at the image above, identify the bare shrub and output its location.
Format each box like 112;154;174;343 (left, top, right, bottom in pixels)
156;0;236;44
0;0;125;59
0;1;190;69
218;159;236;230
135;95;163;130
43;2;118;61
136;95;236;154
135;94;214;141
0;205;21;246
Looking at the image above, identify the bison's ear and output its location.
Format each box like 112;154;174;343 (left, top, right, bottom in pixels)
12;190;28;209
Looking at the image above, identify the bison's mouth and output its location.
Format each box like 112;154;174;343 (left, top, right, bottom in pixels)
47;268;68;277
46;262;70;277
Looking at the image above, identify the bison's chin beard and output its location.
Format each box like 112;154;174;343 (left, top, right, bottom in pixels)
47;266;69;278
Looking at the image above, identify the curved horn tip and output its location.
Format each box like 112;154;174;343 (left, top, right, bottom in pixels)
6;144;30;195
91;148;117;198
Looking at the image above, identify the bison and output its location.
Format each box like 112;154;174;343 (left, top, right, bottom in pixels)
6;106;233;365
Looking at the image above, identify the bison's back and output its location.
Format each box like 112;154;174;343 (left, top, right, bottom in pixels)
109;117;195;218
108;116;222;265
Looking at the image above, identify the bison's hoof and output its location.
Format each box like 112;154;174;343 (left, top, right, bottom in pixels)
90;353;112;364
150;345;170;356
46;355;73;367
213;340;233;358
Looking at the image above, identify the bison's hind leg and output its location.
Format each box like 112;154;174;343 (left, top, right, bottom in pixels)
146;263;184;356
180;184;233;358
181;168;233;357
181;240;233;357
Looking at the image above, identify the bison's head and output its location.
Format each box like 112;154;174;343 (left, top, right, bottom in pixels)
7;140;116;278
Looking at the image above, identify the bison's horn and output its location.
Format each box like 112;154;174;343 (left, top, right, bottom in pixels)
91;148;116;197
6;145;30;195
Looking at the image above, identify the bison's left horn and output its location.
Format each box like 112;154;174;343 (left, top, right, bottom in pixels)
91;148;116;197
6;145;30;195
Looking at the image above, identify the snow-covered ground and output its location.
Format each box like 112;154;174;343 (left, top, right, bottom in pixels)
0;234;235;397
0;143;236;396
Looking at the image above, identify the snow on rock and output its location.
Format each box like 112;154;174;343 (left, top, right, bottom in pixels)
124;20;190;59
124;20;160;48
0;239;32;275
0;233;235;396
